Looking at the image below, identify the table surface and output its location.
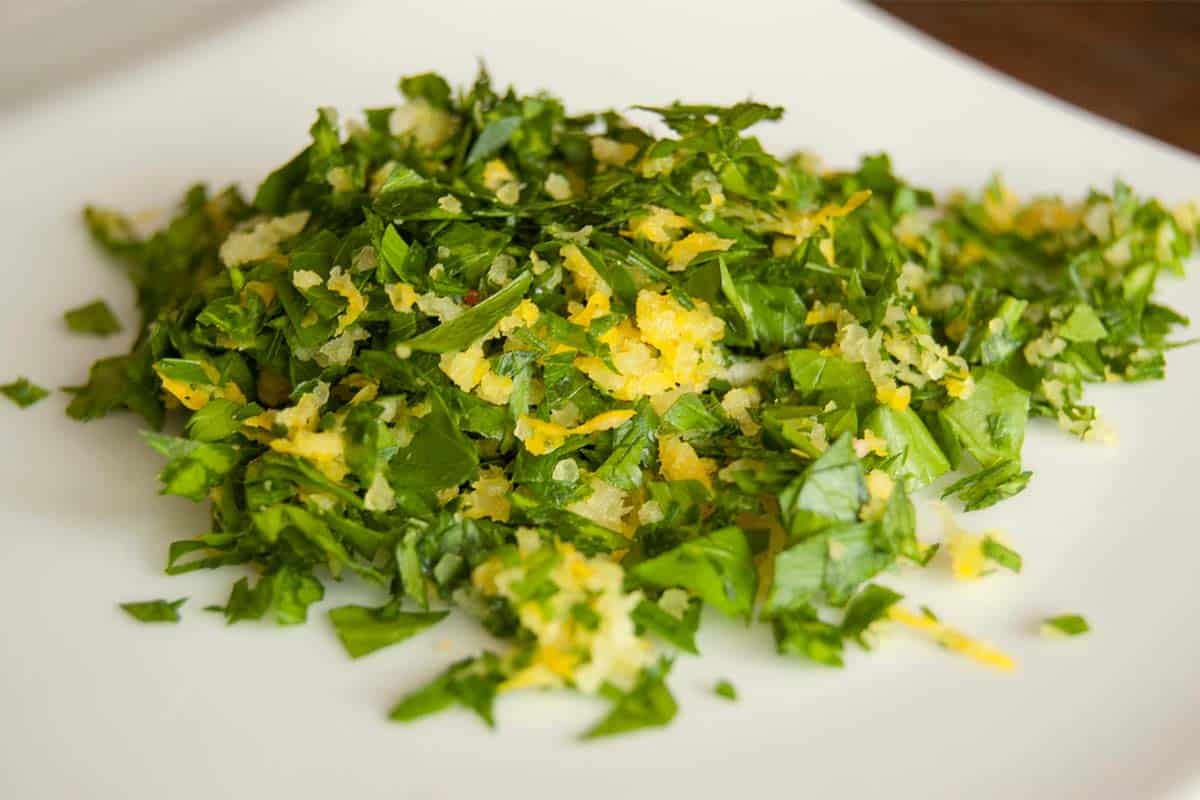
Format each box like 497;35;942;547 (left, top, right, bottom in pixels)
876;1;1200;155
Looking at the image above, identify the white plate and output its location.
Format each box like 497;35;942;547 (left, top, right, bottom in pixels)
2;2;1198;798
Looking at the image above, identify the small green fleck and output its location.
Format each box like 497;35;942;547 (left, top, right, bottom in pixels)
1;378;49;408
120;597;186;623
982;536;1022;573
714;680;738;701
1042;614;1090;637
64;299;122;335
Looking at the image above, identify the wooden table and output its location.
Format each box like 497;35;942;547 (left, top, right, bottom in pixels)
874;2;1200;154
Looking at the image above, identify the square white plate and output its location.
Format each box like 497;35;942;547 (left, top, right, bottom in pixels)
2;2;1198;798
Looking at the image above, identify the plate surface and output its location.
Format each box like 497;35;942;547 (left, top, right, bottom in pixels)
1;2;1198;798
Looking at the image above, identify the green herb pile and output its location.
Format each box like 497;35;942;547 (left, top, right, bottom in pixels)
63;71;1194;736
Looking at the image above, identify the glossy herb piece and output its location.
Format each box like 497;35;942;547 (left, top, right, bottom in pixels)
1;377;49;408
779;435;866;539
982;536;1022;573
773;606;845;666
841;583;903;646
120;597;186;623
1041;614;1090;637
630;527;757;619
768;521;895;612
329;605;449;658
389;653;506;727
632;596;702;654
399;273;532;353
941;459;1033;511
64;299;122;335
141;432;242;502
864;406;949;488
940;371;1029;468
211;566;325;625
581;660;678;740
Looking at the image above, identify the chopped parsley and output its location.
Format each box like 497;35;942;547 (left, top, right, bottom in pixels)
581;659;678;740
329;605;449;658
1042;614;1091;637
1;377;49;408
120;597;186;623
66;70;1195;735
64;299;122;335
714;679;738;701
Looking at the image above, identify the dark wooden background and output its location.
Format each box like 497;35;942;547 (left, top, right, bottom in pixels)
872;1;1200;154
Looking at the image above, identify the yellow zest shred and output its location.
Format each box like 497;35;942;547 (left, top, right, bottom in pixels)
462;466;512;522
666;232;735;271
568;292;611;327
514;409;636;455
590;136;638;167
658;435;716;489
560;243;608;296
624;205;690;244
876;383;911;411
385;282;419;313
326;267;366;333
269;431;349;481
155;362;247;411
888;606;1016;671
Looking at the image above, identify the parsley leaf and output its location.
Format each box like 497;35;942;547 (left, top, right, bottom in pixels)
981;536;1022;573
400;272;532;353
329;605;449;658
1;377;49;408
941;458;1033;511
389;653;505;727
773;605;845;667
630;527;757;619
632;596;702;654
840;583;903;646
778;434;866;539
1042;614;1090;637
120;597;186;623
581;660;678;740
64;299;122;335
940;370;1030;467
863;406;950;488
212;566;325;625
141;432;243;502
713;679;738;701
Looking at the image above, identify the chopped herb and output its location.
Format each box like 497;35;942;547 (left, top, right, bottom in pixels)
329;605;448;658
841;583;903;646
632;596;702;654
714;679;738;701
1;377;49;408
941;458;1033;511
582;659;678;739
66;70;1192;736
120;597;186;623
389;653;506;727
773;606;845;667
630;527;757;619
982;536;1023;573
1041;614;1090;637
64;299;122;335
